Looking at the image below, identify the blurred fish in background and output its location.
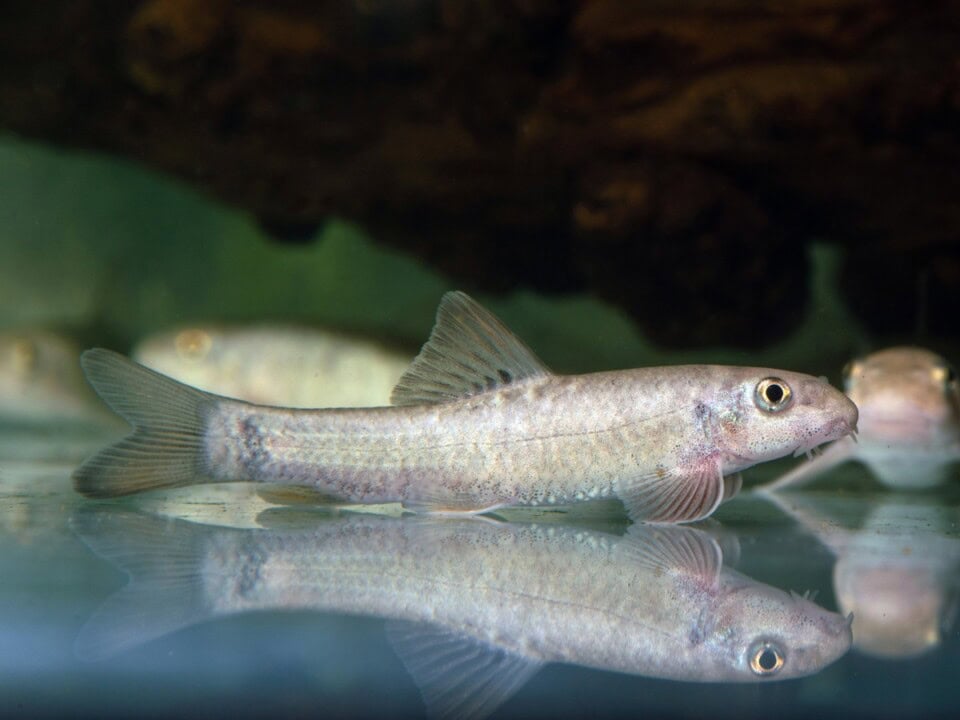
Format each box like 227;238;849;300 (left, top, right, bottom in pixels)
763;491;960;659
0;331;105;425
134;325;411;408
761;347;960;491
0;330;123;465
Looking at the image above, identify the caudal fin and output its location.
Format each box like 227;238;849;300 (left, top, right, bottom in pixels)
72;349;214;498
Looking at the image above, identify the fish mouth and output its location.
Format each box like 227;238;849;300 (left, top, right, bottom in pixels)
792;417;858;458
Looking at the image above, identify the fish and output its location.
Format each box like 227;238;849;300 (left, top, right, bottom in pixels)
71;509;853;719
0;330;111;425
761;491;960;659
72;291;858;523
133;325;411;408
761;347;960;491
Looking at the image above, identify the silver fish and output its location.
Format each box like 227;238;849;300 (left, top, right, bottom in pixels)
72;509;852;719
762;491;960;659
133;325;410;408
73;292;858;523
762;347;960;491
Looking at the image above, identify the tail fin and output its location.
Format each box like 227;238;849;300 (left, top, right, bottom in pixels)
72;349;214;498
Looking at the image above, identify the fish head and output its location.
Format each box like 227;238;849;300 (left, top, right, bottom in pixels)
834;556;944;659
0;330;100;421
842;347;960;446
703;578;853;681
713;369;859;469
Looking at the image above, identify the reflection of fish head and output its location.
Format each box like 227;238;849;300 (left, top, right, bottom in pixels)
714;370;858;468
834;557;942;659
706;575;853;681
843;347;959;446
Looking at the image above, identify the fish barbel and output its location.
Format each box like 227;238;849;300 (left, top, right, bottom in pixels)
73;509;853;719
762;346;960;491
73;292;858;522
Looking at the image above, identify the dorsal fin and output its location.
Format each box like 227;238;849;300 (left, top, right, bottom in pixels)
390;291;550;407
386;620;543;720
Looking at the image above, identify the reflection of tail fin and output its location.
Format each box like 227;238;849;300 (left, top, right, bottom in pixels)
72;349;216;498
70;507;213;661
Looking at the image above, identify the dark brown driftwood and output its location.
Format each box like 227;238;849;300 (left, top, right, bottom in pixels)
2;0;958;345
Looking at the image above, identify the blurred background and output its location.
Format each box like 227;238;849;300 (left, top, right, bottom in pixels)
1;0;958;377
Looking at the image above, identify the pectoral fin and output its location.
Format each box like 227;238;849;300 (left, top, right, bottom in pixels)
616;523;723;590
721;473;743;503
386;620;543;720
617;458;725;523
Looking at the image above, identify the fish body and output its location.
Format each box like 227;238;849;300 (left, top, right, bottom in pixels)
73;292;857;523
134;326;410;408
763;347;960;491
74;510;852;717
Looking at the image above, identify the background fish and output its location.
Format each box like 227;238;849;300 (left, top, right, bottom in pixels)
0;330;111;425
134;325;410;408
73;292;858;523
761;347;960;491
72;509;852;719
762;491;960;659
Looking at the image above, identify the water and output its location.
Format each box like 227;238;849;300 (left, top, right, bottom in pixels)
2;427;958;719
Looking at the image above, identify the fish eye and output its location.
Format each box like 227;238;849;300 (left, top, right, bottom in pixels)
754;377;793;413
931;364;957;390
748;641;785;676
10;338;37;376
841;360;862;390
175;329;212;362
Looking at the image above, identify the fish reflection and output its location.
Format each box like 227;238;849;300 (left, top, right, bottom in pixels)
762;491;960;659
133;325;411;408
73;510;851;719
764;347;960;491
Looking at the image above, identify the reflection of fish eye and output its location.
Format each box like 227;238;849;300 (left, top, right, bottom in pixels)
754;378;793;413
748;640;785;676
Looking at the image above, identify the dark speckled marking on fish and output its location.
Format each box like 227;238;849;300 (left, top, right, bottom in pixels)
71;291;859;523
239;416;268;478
